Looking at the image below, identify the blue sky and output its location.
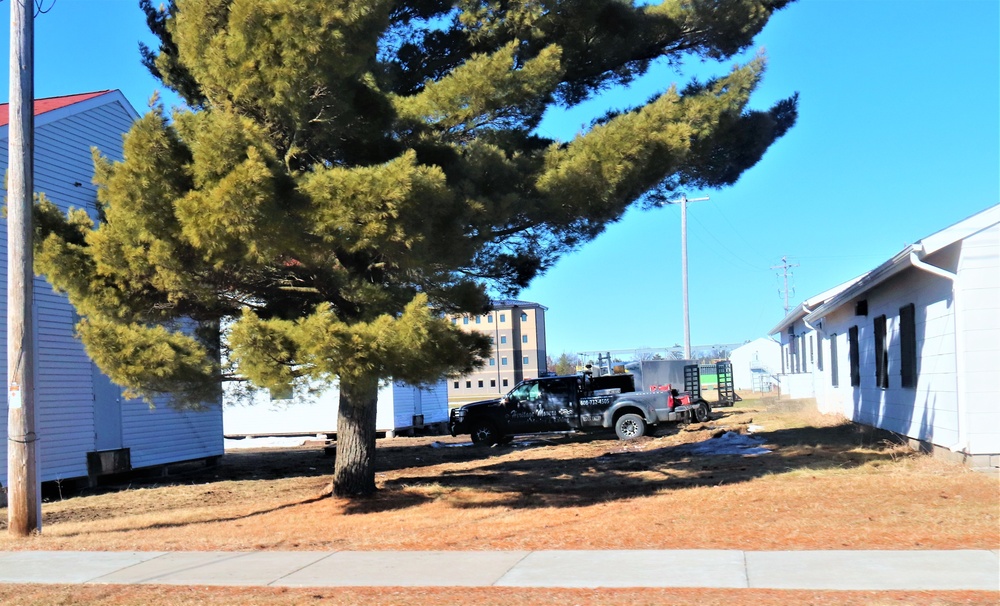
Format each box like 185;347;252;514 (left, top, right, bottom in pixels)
0;0;997;361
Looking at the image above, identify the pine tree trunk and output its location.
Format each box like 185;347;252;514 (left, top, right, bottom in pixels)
332;374;379;497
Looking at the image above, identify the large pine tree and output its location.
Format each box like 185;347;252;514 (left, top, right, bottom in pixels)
36;0;797;496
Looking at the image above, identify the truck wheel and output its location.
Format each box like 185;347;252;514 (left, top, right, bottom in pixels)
615;413;646;440
470;422;499;446
693;402;711;423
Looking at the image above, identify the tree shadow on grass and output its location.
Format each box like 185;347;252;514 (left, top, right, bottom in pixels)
370;420;908;513
39;493;332;538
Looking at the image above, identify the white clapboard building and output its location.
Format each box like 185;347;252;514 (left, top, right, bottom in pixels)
0;91;223;494
771;205;999;469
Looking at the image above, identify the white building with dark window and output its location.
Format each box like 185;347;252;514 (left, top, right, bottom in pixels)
770;206;999;469
447;300;548;404
0;92;224;498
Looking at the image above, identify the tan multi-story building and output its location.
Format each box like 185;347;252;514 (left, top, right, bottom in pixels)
448;300;548;404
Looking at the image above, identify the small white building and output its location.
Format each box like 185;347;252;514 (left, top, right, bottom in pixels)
223;380;450;438
771;206;1000;469
729;337;781;392
1;92;224;495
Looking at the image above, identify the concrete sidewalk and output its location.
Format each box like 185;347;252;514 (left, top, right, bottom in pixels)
0;550;996;590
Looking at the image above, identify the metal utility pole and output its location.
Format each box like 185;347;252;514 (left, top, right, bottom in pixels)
771;256;798;313
662;195;709;360
7;0;40;536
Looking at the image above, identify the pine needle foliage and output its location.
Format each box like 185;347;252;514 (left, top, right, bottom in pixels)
37;0;797;496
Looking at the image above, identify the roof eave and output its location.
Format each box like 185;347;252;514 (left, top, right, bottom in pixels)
805;246;917;321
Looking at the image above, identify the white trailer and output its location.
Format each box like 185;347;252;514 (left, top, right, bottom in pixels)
223;380;450;439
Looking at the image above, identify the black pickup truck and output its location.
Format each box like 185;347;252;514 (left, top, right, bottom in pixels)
449;372;709;445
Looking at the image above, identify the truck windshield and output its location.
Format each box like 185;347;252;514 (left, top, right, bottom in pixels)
508;382;539;403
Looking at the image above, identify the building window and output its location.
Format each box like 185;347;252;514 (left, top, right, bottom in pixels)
500;336;507;344
463;317;469;325
487;315;493;323
500;313;506;322
454;381;459;389
502;379;509;387
478;380;484;388
490;379;496;387
522;335;528;344
466;380;472;388
798;335;805;373
899;303;917;388
489;358;495;366
270;385;293;400
874;315;888;389
520;312;528;321
817;331;824;371
501;357;508;365
848;326;860;387
475;316;481;324
523;356;530;365
809;336;814;365
830;334;839;387
787;328;796;373
451;318;457;324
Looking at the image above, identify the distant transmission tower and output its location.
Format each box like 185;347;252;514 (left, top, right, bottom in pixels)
771;256;798;313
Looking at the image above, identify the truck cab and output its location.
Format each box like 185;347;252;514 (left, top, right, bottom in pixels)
449;372;703;445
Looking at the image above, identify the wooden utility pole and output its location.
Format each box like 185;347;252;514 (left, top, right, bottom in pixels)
7;0;40;536
663;195;709;360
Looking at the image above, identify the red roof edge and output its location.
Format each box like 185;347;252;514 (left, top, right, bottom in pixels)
0;90;115;127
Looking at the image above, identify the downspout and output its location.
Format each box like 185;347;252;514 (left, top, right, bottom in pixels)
802;304;818;333
908;245;967;454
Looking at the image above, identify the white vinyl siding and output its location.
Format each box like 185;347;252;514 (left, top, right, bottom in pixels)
222;381;450;435
958;224;1000;454
0;94;224;487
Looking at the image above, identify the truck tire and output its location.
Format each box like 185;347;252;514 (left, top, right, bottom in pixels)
614;413;646;440
470;422;500;446
693;401;711;423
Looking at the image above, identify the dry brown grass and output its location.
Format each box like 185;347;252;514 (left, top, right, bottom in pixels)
0;585;996;606
0;396;997;554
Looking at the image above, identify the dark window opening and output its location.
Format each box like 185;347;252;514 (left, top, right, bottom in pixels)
855;300;868;316
502;379;509;387
453;381;459;389
817;331;824;371
874;315;888;389
788;328;796;373
830;334;839;387
478;380;484;388
900;303;917;388
466;381;472;388
848;326;860;387
490;379;496;387
798;335;805;373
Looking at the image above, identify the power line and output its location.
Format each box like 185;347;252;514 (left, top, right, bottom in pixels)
685;207;771;273
704;200;774;269
34;0;55;17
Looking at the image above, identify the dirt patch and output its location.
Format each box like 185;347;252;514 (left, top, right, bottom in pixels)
0;397;996;552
